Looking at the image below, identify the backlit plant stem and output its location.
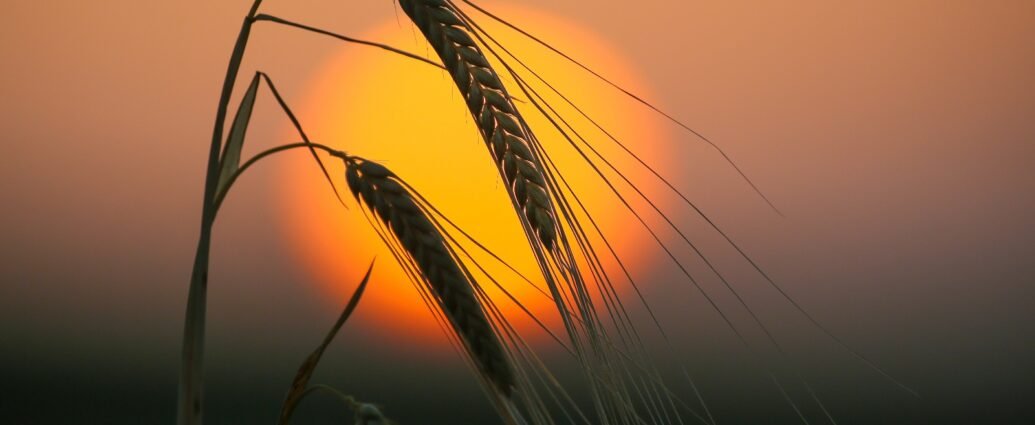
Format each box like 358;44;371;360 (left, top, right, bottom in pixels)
178;1;264;424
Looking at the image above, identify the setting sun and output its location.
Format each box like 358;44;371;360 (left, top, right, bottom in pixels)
278;3;675;348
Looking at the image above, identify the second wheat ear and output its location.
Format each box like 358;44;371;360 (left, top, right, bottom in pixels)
344;157;515;395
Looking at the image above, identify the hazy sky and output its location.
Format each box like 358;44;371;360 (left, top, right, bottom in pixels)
1;1;1033;424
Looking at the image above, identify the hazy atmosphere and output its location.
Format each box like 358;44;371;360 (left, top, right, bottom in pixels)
1;1;1032;424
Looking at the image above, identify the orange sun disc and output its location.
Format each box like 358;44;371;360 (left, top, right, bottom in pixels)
278;2;677;351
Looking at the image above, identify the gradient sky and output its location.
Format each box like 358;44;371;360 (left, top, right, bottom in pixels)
1;1;1033;424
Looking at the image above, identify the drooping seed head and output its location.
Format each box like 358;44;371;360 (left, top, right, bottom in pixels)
400;0;558;250
345;157;515;395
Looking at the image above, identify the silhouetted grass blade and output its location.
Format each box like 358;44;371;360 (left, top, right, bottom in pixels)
279;259;376;424
217;72;261;196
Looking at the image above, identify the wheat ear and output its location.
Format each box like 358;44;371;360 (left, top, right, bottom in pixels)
399;0;557;251
344;157;515;396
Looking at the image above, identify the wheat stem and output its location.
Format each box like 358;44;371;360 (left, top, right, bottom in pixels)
179;2;264;424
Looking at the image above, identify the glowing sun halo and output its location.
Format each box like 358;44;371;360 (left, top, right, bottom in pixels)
279;3;675;349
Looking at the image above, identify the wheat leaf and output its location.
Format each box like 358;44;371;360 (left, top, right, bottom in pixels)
216;72;262;196
278;259;375;425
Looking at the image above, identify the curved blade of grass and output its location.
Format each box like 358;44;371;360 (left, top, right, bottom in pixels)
279;259;375;425
217;72;261;195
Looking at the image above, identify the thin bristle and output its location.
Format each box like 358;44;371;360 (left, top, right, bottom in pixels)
344;157;515;396
399;0;557;251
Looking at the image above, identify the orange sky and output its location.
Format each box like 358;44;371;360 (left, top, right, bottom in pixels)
1;1;1033;423
275;3;681;349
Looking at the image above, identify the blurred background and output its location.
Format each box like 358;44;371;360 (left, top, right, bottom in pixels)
1;1;1032;424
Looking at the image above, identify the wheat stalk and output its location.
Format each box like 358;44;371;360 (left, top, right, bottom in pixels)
399;0;557;251
343;157;516;397
395;4;651;422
